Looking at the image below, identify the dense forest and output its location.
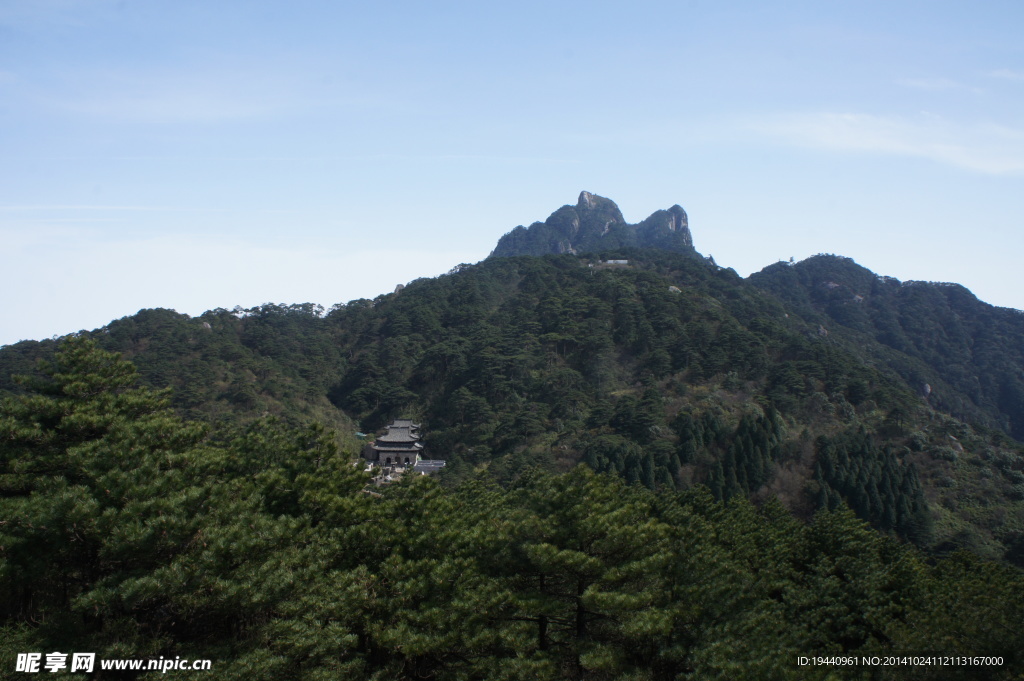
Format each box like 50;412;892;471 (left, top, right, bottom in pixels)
2;339;1022;679
3;194;1024;677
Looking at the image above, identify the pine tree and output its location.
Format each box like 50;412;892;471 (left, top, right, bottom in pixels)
0;337;207;651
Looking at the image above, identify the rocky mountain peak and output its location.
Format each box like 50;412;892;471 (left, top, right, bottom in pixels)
575;191;626;223
489;192;695;259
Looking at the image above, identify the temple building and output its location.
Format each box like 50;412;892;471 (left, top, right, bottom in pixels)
368;419;424;467
364;419;446;482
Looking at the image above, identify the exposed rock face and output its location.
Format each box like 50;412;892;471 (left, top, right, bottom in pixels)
489;191;695;258
636;204;692;251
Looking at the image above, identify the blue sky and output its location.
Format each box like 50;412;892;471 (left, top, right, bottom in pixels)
2;0;1023;346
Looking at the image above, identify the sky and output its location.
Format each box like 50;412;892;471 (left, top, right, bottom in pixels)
2;0;1023;346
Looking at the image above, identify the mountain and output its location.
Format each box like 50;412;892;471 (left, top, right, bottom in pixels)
750;255;1024;441
492;193;1024;443
5;194;1024;678
3;194;1024;563
490;191;695;258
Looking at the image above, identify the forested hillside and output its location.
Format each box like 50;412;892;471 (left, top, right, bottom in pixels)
751;255;1024;440
4;248;1024;564
2;340;1022;679
0;305;359;444
5;183;1024;676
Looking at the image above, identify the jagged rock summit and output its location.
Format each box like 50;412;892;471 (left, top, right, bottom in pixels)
489;191;695;258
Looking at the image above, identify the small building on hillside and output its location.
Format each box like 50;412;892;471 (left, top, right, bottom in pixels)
368;419;423;467
364;419;447;484
412;459;446;474
588;259;630;268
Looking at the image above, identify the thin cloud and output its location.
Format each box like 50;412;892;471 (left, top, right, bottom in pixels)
988;69;1024;82
897;77;969;92
0;224;102;251
58;81;283;123
0;205;175;211
435;154;581;164
43;60;337;124
3;218;119;223
749;112;1024;175
0;202;299;214
0;0;118;28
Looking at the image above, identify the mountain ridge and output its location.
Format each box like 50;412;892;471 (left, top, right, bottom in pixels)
749;254;1024;440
